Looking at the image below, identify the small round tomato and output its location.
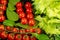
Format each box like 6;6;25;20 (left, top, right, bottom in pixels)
19;29;25;34
0;5;6;11
25;2;32;9
19;12;26;18
12;28;19;33
16;2;23;8
15;34;22;40
0;10;4;15
21;18;28;25
35;28;41;34
28;19;35;26
29;28;35;33
26;8;32;14
0;25;4;31
31;36;36;40
1;0;7;5
6;26;12;31
25;29;30;33
16;8;23;14
0;15;5;22
1;31;8;39
27;13;33;19
23;35;30;40
8;33;15;40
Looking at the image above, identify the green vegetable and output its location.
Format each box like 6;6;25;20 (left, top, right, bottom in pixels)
32;33;49;40
3;20;15;27
33;0;60;34
6;9;19;21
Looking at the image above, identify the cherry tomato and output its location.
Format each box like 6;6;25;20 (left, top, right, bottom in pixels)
27;13;33;19
0;10;4;15
6;26;12;31
16;2;23;8
19;12;26;18
23;35;30;40
16;8;23;14
1;31;8;39
0;15;5;22
28;19;35;26
31;36;36;40
29;28;35;33
0;5;6;11
35;28;41;34
26;8;32;14
19;29;25;33
21;18;28;25
8;33;15;40
12;28;19;33
0;25;4;31
1;0;7;5
25;29;30;33
15;34;22;40
25;2;32;9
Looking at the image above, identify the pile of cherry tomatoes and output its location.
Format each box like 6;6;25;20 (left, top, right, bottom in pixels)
16;2;35;26
0;25;41;40
0;0;7;22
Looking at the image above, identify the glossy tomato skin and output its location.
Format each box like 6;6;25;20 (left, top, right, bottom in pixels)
0;5;6;11
19;29;25;34
25;2;32;9
15;34;22;40
1;0;7;5
0;10;4;15
16;2;23;8
25;29;30;33
12;28;19;33
29;28;35;33
23;35;30;40
21;18;28;25
27;13;33;19
0;15;5;22
16;8;23;14
19;12;26;18
26;8;32;14
8;33;15;40
0;31;8;39
0;25;4;31
28;19;35;26
6;26;12;31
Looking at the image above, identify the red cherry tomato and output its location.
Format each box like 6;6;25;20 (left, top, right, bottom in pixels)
0;5;6;11
35;28;41;34
0;15;5;22
16;8;23;14
27;13;33;19
19;12;26;18
16;2;23;8
21;18;28;25
8;33;15;40
0;10;4;15
28;19;35;26
23;35;30;40
1;31;8;39
12;28;19;33
19;29;25;34
29;28;35;33
1;0;7;5
26;8;32;14
0;25;4;31
15;34;22;40
25;2;32;9
6;26;12;31
31;36;36;40
25;29;30;33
